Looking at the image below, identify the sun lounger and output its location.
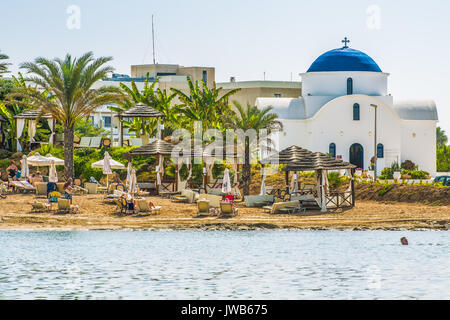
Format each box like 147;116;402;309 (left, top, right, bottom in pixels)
263;200;301;214
12;180;36;193
74;185;88;195
57;199;78;214
31;201;51;213
172;189;197;204
219;201;238;217
35;182;48;197
78;137;92;148
89;137;102;148
196;200;210;216
245;195;275;207
198;194;222;208
136;199;161;215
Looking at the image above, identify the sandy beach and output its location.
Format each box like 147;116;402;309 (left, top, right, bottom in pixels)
0;194;448;231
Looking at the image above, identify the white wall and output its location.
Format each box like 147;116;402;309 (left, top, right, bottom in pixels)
400;120;437;175
301;71;389;97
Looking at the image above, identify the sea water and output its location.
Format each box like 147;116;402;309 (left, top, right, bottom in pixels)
0;230;448;299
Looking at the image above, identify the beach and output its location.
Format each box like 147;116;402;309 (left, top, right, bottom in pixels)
0;194;448;231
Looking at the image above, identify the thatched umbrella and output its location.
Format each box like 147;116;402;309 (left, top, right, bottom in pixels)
116;103;165;146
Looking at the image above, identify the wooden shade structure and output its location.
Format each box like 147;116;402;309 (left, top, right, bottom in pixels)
125;139;178;195
261;145;356;212
116;103;165;147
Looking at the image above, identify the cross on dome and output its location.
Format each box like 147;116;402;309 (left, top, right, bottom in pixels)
342;37;350;48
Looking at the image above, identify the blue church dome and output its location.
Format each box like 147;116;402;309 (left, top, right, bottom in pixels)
307;47;382;73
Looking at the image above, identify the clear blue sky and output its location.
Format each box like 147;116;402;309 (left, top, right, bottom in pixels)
1;0;449;133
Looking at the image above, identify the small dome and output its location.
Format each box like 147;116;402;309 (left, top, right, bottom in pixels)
307;47;382;73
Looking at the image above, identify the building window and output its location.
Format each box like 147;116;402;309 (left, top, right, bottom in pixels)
274;93;281;98
377;143;384;158
329;143;336;158
347;78;353;95
353;103;360;121
102;116;111;128
202;70;207;83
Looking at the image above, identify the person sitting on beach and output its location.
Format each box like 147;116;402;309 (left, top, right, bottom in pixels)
148;201;157;210
31;171;43;186
64;178;75;204
6;161;18;181
127;194;136;214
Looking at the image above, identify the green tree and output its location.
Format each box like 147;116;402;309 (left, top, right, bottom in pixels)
171;78;240;133
437;126;448;149
0;51;10;77
437;145;450;172
109;77;160;138
0;78;14;100
12;52;124;179
224;102;283;195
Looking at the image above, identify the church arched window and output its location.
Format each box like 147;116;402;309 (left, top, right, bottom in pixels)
377;143;384;158
347;78;353;95
329;143;336;158
353;103;360;120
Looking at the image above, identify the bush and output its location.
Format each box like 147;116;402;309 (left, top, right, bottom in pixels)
380;167;393;180
401;170;429;179
401;160;416;171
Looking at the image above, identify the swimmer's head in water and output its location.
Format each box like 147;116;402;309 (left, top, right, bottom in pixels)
400;237;408;245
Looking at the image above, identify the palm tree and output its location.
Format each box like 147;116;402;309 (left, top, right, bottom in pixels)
224;102;283;195
171;78;240;133
0;51;10;77
437;126;448;149
13;52;124;179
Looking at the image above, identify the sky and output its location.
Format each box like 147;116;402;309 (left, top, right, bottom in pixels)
1;0;449;133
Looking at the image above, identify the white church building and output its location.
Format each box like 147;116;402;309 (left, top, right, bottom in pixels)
256;40;438;175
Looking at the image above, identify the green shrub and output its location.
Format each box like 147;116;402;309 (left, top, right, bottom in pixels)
401;170;429;179
0;159;10;170
401;160;417;171
380;167;393;179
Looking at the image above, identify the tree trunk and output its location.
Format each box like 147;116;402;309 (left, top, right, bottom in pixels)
242;143;251;196
64;125;74;180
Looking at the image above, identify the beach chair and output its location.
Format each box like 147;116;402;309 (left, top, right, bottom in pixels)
84;182;98;194
219;201;238;217
31;201;51;213
196;200;210;217
78;137;91;148
35;182;48;198
263;200;300;214
57;198;78;214
89;137;102;148
137;199;161;215
172;189;196;204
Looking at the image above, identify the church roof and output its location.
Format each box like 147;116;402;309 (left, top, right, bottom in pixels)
393;100;438;120
307;47;382;73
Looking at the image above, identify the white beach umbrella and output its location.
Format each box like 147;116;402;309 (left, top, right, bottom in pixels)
45;154;64;166
129;169;137;194
91;152;125;187
155;155;163;186
260;166;266;195
290;171;299;194
126;161;132;187
49;160;58;183
20;155;29;178
221;168;232;194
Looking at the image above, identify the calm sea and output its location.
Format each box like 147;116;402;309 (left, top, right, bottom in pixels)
0;230;448;299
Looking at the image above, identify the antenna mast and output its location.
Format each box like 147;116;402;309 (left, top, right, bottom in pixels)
152;15;156;64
